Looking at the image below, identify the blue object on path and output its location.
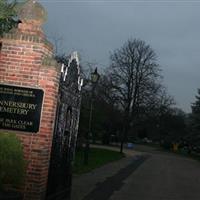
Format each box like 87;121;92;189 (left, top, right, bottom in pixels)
127;143;134;149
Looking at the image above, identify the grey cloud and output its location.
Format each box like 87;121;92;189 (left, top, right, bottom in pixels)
41;1;200;112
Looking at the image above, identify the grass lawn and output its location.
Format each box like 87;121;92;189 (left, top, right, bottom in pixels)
73;147;125;175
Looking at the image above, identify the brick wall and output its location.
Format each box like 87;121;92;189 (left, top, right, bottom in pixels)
0;20;60;199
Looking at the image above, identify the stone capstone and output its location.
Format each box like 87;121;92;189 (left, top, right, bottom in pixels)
17;0;47;25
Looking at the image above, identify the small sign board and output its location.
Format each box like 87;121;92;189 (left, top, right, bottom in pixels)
0;84;44;133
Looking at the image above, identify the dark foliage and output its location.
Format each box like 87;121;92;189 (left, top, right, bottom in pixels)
0;0;20;36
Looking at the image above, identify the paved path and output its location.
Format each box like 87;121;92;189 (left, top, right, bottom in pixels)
71;145;142;200
71;145;200;200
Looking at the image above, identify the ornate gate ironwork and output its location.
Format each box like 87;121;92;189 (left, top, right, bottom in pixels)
46;52;83;200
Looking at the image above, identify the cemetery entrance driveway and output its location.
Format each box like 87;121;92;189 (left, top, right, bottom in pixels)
72;145;200;200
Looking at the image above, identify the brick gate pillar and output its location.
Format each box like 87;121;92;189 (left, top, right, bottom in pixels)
0;1;60;199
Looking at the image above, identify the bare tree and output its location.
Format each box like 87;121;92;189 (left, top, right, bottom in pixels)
109;38;162;152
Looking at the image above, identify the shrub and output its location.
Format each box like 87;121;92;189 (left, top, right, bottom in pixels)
0;132;26;191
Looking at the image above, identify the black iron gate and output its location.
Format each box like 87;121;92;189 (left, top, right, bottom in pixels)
46;52;82;200
46;105;73;200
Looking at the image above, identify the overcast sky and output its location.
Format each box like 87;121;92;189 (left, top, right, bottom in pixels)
40;0;200;113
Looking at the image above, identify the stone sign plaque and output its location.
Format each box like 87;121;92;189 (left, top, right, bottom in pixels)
0;84;44;133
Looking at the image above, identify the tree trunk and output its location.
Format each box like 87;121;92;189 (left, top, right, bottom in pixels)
120;135;124;153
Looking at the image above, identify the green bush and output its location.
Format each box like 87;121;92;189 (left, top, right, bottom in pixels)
0;132;26;191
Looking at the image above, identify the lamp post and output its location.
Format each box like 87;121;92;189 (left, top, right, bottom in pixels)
84;68;100;165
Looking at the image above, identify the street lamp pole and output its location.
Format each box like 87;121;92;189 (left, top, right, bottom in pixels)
84;68;100;165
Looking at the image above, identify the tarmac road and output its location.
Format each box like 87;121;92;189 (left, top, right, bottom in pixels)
72;145;200;200
110;149;200;200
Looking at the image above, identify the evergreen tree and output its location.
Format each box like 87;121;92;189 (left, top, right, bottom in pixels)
191;89;200;132
0;0;19;36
